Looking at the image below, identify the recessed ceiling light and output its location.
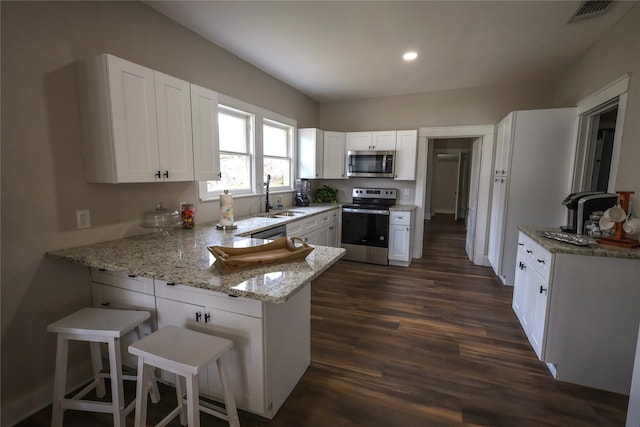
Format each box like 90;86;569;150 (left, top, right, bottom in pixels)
403;51;418;61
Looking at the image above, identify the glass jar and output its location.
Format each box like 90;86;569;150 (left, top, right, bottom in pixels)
181;203;195;229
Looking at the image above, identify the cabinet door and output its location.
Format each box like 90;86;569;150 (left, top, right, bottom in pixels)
394;130;418;180
530;272;550;359
487;176;507;279
520;263;539;335
512;248;528;320
106;55;160;183
315;225;330;247
155;297;209;390
388;224;410;262
372;131;397;150
346;132;372;151
494;113;513;176
323;131;346;179
207;309;265;414
298;128;323;179
190;84;221;181
91;283;157;368
155;72;194;181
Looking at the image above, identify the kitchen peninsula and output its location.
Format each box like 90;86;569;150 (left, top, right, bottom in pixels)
46;205;345;419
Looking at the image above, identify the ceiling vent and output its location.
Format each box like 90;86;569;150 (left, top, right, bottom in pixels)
569;0;613;22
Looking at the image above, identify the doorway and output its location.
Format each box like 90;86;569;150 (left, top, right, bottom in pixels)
415;125;495;266
430;139;473;220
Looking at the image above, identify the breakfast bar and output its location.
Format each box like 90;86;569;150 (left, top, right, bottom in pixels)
45;207;346;419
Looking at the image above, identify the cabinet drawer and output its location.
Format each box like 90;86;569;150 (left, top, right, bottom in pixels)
390;211;411;226
90;267;155;295
154;280;263;318
518;234;553;282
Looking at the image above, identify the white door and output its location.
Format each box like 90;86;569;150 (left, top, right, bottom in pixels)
107;55;160;182
346;132;373;151
371;131;397;150
487;176;507;278
155;71;194;181
207;309;265;414
190;84;221;181
323;131;346;179
465;139;482;262
394;130;418;180
530;273;550;359
454;152;469;221
155;297;209;391
389;224;410;261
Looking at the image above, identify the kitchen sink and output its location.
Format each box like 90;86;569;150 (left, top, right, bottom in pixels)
275;211;301;217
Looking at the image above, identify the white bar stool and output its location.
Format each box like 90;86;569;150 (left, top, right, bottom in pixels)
129;325;241;427
47;307;159;427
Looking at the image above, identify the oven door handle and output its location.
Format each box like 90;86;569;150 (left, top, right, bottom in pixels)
342;208;390;215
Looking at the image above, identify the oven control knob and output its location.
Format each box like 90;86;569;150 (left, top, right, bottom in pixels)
380;236;385;241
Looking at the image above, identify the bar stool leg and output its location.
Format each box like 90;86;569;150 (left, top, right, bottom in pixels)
134;356;150;427
175;374;187;426
107;337;126;427
51;334;69;427
185;374;200;427
89;341;106;398
217;356;241;427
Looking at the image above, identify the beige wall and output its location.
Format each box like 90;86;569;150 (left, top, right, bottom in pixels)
554;3;640;215
0;1;318;418
319;79;558;131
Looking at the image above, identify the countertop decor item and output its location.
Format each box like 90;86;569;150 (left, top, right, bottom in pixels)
598;191;639;249
141;203;181;231
208;236;314;270
314;185;338;203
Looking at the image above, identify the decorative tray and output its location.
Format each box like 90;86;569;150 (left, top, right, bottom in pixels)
208;237;314;270
538;231;595;246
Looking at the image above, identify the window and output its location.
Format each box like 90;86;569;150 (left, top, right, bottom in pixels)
202;106;254;197
263;119;293;190
198;94;297;201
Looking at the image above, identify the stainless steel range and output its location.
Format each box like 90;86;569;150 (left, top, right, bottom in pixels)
341;187;397;265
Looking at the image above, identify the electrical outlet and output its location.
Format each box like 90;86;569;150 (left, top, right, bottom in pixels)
76;210;91;229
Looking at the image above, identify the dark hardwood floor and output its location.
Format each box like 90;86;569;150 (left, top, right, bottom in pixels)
19;215;629;426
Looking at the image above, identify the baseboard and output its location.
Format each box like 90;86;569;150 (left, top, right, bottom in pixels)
1;361;92;426
434;209;455;214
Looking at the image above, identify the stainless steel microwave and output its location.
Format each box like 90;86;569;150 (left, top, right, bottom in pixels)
347;150;395;178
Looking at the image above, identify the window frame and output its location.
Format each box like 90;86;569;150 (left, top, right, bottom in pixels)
198;94;297;201
263;118;295;192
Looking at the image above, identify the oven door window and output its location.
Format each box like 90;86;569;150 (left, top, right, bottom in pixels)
341;212;389;248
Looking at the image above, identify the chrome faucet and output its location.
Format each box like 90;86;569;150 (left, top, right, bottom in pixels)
265;174;273;212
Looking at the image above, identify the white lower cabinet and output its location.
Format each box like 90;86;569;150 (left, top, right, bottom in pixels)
90;268;157;369
512;231;640;394
388;210;413;266
154;294;265;414
153;280;311;419
286;208;340;248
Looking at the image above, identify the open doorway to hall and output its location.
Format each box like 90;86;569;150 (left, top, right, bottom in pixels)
429;138;474;222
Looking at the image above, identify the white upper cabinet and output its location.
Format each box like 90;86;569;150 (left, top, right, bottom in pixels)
322;131;346;179
190;84;221;181
346;131;397;151
77;54;211;183
155;71;194;182
298;129;346;180
298;128;323;179
494;112;513;176
394;130;418;180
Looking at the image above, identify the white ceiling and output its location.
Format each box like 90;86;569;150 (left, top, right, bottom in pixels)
144;1;637;103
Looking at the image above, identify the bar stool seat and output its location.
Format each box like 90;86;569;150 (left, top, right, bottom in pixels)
129;325;240;427
47;307;159;427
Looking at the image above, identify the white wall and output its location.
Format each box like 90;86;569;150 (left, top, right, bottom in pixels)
554;3;640;215
0;2;318;422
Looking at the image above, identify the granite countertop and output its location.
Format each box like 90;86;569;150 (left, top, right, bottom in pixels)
390;205;417;211
46;205;345;303
519;226;640;260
